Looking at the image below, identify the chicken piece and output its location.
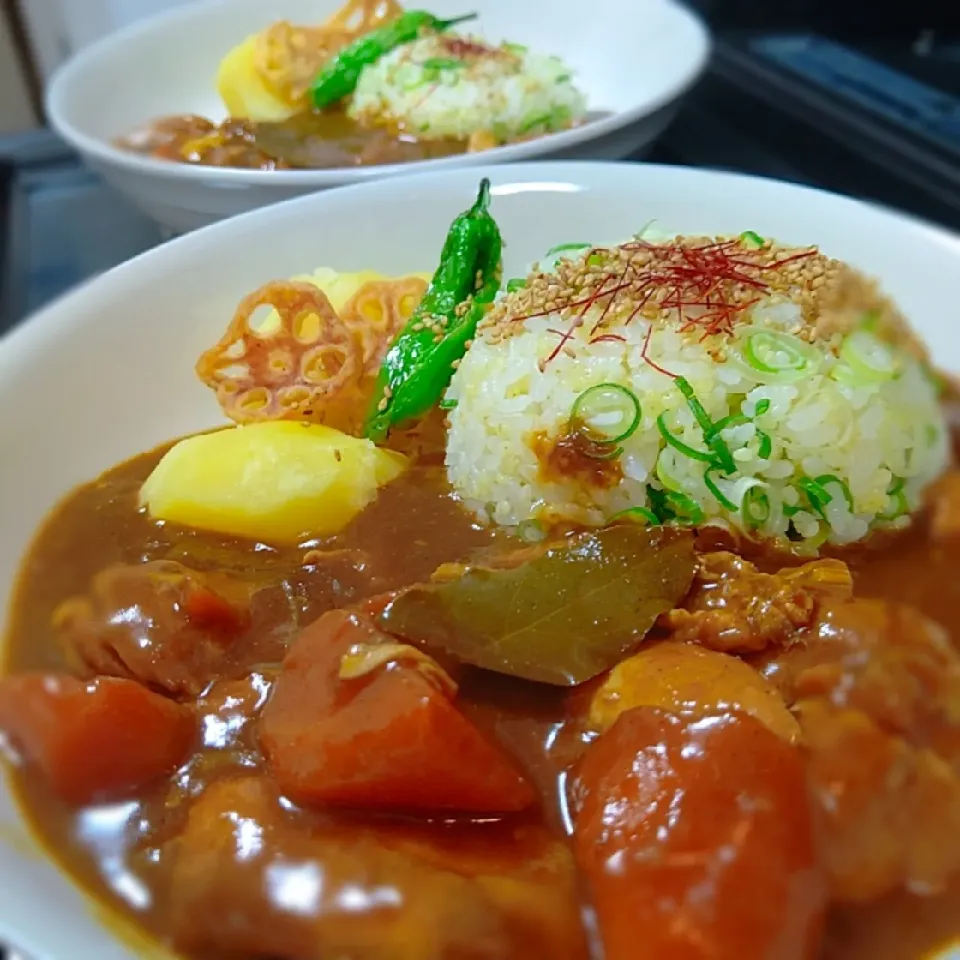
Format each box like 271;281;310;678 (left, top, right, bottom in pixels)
929;469;960;543
588;641;801;744
168;777;589;960
54;561;248;699
759;599;960;901
572;707;825;960
664;552;853;653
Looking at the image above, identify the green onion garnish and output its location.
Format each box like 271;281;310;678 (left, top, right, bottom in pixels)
646;485;705;525
439;398;458;410
704;469;736;510
665;491;706;525
838;330;898;384
506;278;527;293
675;376;736;474
571;383;642;444
877;477;908;521
814;474;855;512
740;230;765;248
742;330;821;382
712;413;750;433
545;241;593;263
741;487;770;529
610;506;660;527
797;477;831;519
754;398;771;416
517;518;546;543
423;57;464;71
756;430;772;459
657;413;714;464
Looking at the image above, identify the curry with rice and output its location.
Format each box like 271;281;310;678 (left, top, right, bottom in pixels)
3;181;960;960
119;0;590;171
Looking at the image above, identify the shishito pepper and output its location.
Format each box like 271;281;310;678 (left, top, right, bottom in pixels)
364;178;502;442
310;10;478;110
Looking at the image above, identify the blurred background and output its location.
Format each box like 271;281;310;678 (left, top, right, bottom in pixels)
1;0;959;329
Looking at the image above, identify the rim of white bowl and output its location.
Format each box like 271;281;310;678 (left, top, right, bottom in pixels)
44;0;711;187
4;159;960;365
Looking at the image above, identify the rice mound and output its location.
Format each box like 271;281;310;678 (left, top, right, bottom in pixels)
348;34;586;142
444;234;949;550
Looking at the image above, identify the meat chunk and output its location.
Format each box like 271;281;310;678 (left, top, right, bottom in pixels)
55;561;248;698
571;708;825;960
758;599;960;901
664;552;853;653
168;777;589;960
260;610;534;813
0;674;194;804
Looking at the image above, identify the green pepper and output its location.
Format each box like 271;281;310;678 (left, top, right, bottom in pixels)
311;10;478;109
364;178;502;441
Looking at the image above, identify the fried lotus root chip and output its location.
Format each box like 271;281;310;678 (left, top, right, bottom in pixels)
340;276;428;374
196;280;362;426
254;0;403;105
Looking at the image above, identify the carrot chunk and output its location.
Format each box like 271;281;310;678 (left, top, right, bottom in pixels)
0;674;195;804
260;610;534;813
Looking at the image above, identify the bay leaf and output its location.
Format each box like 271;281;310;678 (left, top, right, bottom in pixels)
376;525;696;686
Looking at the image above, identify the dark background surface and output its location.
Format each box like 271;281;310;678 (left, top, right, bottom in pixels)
1;4;960;957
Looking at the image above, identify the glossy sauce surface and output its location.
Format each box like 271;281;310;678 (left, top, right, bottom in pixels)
4;440;960;959
117;110;469;170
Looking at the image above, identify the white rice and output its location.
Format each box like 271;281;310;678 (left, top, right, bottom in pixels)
444;238;949;551
348;34;586;142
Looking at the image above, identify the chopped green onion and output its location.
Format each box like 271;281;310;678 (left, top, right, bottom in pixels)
878;477;908;521
814;474;855;512
439;398;458;410
741;487;770;529
783;503;802;518
741;329;822;382
545;241;592;261
505;278;527;293
656;413;714;464
665;491;705;525
647;485;705;525
610;506;660;527
740;230;765;248
675;377;736;474
838;330;899;384
584;443;624;461
504;42;527;54
633;219;657;240
517;518;546;543
754;399;771;416
423;57;464;71
859;309;880;332
712;413;750;433
704;469;736;510
756;430;772;459
586;252;605;268
571;383;642;443
797;476;833;519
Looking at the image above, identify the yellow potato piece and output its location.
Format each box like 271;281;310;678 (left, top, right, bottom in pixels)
216;35;300;123
589;642;801;744
140;422;408;545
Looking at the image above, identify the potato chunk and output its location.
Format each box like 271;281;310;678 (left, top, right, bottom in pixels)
216;35;299;123
589;641;801;744
141;422;407;544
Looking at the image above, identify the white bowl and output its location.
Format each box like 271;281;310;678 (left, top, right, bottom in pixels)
45;0;710;234
3;161;960;960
